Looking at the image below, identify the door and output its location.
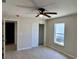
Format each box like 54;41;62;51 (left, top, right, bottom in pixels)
39;24;44;45
32;23;39;47
5;22;15;45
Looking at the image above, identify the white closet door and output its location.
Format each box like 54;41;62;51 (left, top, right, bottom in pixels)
32;23;39;47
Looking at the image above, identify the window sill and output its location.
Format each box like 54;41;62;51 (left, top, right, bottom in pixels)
54;42;64;47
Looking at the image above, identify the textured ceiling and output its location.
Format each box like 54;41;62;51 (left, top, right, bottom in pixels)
2;0;77;19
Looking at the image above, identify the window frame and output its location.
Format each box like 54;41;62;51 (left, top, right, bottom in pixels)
54;23;65;46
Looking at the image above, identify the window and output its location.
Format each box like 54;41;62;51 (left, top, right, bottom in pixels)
54;23;65;46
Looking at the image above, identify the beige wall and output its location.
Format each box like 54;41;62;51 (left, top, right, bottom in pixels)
46;14;77;58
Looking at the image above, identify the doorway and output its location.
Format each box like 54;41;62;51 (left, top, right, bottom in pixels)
39;24;44;46
5;21;17;51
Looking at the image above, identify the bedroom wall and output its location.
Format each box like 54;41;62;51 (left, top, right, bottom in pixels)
3;16;46;50
46;14;77;58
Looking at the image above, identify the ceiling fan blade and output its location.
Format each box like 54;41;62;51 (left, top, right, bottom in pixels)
44;12;57;14
43;14;51;18
36;14;40;17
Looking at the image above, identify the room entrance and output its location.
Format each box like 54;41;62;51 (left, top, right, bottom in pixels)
5;21;17;51
39;24;44;46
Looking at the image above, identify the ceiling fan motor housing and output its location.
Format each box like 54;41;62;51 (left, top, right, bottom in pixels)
38;8;45;13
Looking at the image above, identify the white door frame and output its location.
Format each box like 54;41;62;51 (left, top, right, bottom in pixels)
4;20;17;49
38;23;46;46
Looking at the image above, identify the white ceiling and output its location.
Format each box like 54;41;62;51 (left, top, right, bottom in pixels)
2;0;77;19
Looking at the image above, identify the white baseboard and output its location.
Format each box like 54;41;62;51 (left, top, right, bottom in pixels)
17;47;32;51
47;46;76;59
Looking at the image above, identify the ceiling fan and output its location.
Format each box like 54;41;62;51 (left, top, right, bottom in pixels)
36;8;57;18
16;0;57;18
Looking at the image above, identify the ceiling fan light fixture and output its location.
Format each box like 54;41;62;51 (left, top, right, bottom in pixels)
39;14;43;17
